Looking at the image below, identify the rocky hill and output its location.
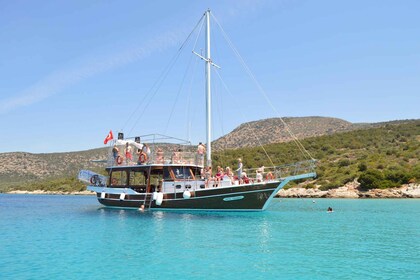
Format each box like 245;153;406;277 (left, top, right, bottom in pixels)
0;148;108;191
0;143;193;192
213;116;362;150
1;117;418;193
1;116;353;189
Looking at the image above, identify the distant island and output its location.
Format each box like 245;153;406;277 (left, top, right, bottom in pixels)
1;116;419;198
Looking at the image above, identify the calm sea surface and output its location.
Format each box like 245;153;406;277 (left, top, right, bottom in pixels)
0;194;419;279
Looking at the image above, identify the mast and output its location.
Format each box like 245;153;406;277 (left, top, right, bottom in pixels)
193;10;219;166
205;9;212;167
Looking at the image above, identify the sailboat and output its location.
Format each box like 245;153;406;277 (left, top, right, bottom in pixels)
78;10;316;211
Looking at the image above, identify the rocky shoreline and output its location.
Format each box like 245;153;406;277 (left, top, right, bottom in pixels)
5;183;420;198
277;182;420;198
6;190;95;195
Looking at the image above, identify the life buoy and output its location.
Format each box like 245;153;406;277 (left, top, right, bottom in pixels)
90;176;97;185
266;172;274;180
116;156;123;165
139;152;148;164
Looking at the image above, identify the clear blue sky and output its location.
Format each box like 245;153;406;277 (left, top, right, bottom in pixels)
1;0;419;153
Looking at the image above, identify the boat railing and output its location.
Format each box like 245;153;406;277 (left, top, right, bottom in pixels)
243;159;317;181
147;151;199;166
103;134;204;167
104;134;198;166
106;145;203;167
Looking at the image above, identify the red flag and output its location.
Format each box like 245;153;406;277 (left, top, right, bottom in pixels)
104;130;114;144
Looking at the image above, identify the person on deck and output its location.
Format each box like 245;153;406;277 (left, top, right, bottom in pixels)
136;148;142;164
241;172;251;184
225;167;233;183
236;158;243;184
215;166;224;187
139;143;151;164
156;148;164;164
256;169;263;183
204;166;213;188
112;145;119;161
172;148;182;164
124;143;132;163
197;142;206;165
142;144;151;157
136;146;149;165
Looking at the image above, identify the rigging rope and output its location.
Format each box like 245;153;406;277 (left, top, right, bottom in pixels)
164;16;206;137
124;13;207;136
185;53;200;142
211;13;315;161
163;47;195;135
214;69;276;168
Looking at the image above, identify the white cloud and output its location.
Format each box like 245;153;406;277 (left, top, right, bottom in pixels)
0;1;276;115
0;30;186;114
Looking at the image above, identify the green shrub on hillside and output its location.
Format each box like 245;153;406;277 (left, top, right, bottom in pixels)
359;168;412;190
2;120;419;193
213;120;420;190
7;177;86;193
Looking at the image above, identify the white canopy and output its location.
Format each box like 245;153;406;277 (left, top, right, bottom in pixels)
115;139;143;150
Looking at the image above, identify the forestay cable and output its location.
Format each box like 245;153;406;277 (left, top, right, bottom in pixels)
214;69;276;168
211;13;315;161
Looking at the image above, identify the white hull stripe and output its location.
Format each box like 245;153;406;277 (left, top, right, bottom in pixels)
100;187;277;203
165;188;276;201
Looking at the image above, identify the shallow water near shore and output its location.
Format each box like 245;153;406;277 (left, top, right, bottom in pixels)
1;195;419;279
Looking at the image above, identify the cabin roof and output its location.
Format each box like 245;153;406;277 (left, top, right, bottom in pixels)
105;163;202;172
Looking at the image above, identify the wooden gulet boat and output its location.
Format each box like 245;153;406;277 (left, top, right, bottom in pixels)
78;10;316;211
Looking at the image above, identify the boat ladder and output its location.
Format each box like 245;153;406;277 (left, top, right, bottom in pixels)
141;193;153;210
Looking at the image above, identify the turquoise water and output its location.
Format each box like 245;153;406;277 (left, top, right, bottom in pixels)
1;195;419;279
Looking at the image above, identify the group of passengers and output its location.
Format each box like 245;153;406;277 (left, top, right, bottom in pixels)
112;143;151;165
201;159;273;187
112;143;193;165
112;141;206;166
201;165;250;187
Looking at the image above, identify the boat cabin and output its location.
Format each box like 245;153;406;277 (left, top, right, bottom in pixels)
106;164;205;194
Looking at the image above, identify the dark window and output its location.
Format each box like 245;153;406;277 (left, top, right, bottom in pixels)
173;167;192;180
163;168;173;181
110;170;128;186
130;170;146;186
